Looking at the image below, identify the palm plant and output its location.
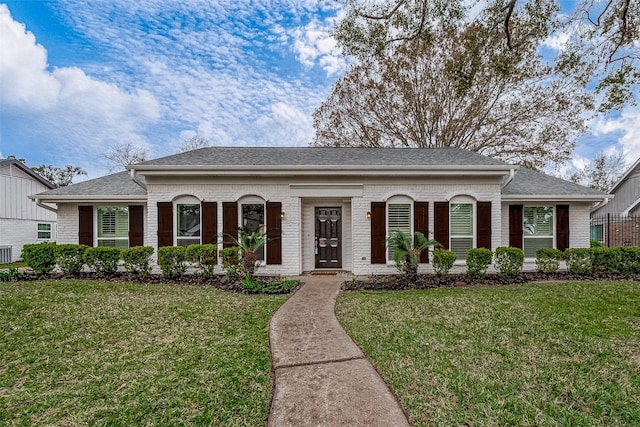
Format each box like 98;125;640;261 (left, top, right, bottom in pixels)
226;227;268;278
387;230;439;283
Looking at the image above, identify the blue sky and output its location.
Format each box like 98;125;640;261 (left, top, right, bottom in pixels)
0;1;638;180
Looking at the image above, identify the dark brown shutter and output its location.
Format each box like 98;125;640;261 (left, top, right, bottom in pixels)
223;202;238;248
202;202;217;245
78;205;93;246
509;205;523;249
371;202;386;264
556;204;570;251
414;201;429;263
434;202;449;250
128;205;144;247
266;202;282;264
157;202;173;248
477;201;492;250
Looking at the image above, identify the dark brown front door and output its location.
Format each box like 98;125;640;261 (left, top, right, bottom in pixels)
315;207;342;268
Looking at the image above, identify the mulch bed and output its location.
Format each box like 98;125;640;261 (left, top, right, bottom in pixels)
342;271;640;291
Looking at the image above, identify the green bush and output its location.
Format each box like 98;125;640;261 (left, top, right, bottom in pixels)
157;246;187;278
121;246;154;276
186;244;218;277
432;249;457;277
21;243;57;274
619;246;640;275
466;248;493;278
590;239;603;248
535;248;563;273
220;246;241;282
564;248;593;274
84;247;121;276
591;247;621;273
494;247;524;278
55;244;88;275
241;276;299;294
0;267;22;282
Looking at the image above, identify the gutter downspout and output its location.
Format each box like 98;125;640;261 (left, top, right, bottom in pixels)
130;169;147;190
34;198;58;214
501;168;515;189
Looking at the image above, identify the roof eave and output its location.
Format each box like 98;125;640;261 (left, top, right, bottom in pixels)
29;195;147;203
502;194;608;202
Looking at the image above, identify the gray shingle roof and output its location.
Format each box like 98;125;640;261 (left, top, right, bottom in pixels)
133;146;510;167
504;167;604;196
36;171;146;197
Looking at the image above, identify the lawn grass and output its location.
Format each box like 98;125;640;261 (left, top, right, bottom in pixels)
337;281;640;426
0;261;27;270
0;280;287;426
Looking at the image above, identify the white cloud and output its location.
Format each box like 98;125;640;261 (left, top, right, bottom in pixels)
591;108;640;162
292;16;348;76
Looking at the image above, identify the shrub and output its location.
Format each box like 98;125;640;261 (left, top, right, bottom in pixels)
55;244;88;275
535;248;563;273
0;267;22;282
157;246;187;278
466;248;493;278
591;247;621;273
220;246;241;282
186;244;218;277
432;249;457;277
590;239;603;248
564;248;593;274
241;276;299;294
618;246;640;275
121;246;154;276
84;247;121;276
21;243;57;274
494;247;524;278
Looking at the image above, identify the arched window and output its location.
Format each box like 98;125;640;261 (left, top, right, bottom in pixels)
239;196;265;261
387;195;413;261
450;196;475;259
175;196;201;247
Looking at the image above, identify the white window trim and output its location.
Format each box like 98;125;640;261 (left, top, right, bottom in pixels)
523;205;556;258
95;206;130;248
37;223;52;240
449;196;476;259
386;196;413;264
174;196;202;247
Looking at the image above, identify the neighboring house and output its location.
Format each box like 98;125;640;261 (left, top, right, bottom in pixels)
0;158;56;262
590;157;640;246
32;147;606;275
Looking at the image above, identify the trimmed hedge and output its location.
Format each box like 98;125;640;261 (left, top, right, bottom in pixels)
564;248;593;274
56;244;88;275
466;248;493;278
535;248;563;273
21;243;57;274
220;246;241;282
433;249;457;277
157;246;188;278
494;247;524;277
84;247;121;276
121;246;154;276
619;246;640;275
186;244;218;277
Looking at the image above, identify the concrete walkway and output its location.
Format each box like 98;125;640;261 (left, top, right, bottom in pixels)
268;276;410;427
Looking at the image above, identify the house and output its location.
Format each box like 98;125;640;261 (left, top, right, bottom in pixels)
590;157;640;246
0;158;56;262
32;147;606;275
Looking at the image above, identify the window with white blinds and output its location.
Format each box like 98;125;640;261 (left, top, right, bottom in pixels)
387;203;411;260
450;203;473;259
97;207;129;249
524;206;553;257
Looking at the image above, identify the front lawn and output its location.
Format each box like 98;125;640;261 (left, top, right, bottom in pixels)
0;280;287;426
337;281;640;426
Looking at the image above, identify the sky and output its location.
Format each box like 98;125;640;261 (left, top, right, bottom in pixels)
0;0;638;180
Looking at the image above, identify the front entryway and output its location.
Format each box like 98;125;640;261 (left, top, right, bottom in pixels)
315;207;342;268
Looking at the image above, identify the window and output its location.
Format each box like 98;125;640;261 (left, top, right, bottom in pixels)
242;203;265;260
97;207;129;248
590;224;604;243
523;206;553;257
177;204;201;247
387;203;411;260
37;223;51;239
450;203;473;259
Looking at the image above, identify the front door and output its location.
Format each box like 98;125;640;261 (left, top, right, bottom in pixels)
315;207;342;269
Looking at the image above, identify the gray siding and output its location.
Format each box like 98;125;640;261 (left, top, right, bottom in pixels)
594;169;640;216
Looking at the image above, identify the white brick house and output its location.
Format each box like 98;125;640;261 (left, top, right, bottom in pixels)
1;158;56;262
32;147;606;275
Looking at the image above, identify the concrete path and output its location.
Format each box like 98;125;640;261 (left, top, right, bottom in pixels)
268;276;410;427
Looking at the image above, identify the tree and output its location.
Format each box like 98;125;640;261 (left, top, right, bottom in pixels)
314;24;590;169
32;164;87;187
569;151;626;192
226;227;268;278
179;136;210;153
101;142;147;172
387;230;438;283
335;0;640;111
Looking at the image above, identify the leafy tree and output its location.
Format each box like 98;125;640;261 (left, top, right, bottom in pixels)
569;151;626;192
226;227;268;278
179;136;210;153
387;230;438;283
335;0;640;111
101;142;147;171
32;164;87;187
314;24;589;169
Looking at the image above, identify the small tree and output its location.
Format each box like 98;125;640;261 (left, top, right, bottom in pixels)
387;230;438;283
226;227;268;278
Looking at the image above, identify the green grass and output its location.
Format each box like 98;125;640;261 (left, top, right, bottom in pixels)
337;281;640;426
0;262;27;269
0;280;287;426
